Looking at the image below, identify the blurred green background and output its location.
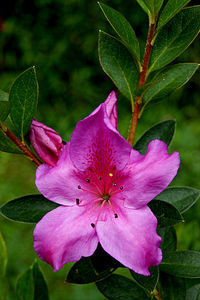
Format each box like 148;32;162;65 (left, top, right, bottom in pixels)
0;0;200;299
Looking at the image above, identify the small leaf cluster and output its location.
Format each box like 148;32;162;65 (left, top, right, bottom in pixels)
98;1;199;112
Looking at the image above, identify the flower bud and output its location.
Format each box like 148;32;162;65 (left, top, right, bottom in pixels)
105;91;118;129
30;118;63;166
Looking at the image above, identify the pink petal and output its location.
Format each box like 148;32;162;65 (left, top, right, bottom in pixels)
105;91;118;129
96;205;162;276
122;140;180;209
33;206;99;271
35;143;96;206
70;104;131;172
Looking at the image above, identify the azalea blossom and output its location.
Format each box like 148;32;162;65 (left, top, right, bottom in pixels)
33;91;180;276
30;118;64;166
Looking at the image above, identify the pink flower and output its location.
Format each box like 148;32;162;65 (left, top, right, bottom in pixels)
30;119;64;166
33;91;180;276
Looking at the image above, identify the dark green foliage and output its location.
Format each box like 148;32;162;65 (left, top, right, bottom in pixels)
186;284;200;300
158;227;177;256
0;232;7;277
130;266;159;292
160;272;186;300
0;195;59;223
134;120;176;155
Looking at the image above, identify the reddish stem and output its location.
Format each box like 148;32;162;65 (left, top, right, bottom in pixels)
0;125;41;166
128;21;156;146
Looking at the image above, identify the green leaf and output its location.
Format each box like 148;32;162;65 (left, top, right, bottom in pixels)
98;31;139;106
156;187;200;213
98;2;140;64
0;90;9;101
0;129;23;154
67;245;120;284
0;195;59;223
134;120;176;155
161;251;200;278
160;272;186;300
16;261;49;300
130;266;159;292
16;269;34;300
136;0;151;16
9;66;39;139
0;232;7;277
148;200;184;227
32;261;49;300
96;274;149;300
142;0;164;17
186;284;200;300
149;6;200;72
157;227;177;257
143;63;199;109
157;0;191;31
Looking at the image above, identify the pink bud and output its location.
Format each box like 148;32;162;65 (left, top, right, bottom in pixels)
105;91;118;129
30;118;64;166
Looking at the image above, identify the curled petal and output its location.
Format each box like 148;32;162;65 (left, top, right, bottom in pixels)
105;91;118;129
33;206;99;271
122;140;180;209
96;205;162;275
70;104;131;172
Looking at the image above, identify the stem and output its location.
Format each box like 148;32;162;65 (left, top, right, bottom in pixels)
153;289;163;300
128;21;156;146
0;124;41;166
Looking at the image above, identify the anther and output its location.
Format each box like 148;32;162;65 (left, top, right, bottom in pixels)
76;198;80;205
98;177;102;180
113;183;117;187
91;223;95;228
114;213;118;218
120;186;123;190
109;173;113;177
78;185;81;189
86;178;90;183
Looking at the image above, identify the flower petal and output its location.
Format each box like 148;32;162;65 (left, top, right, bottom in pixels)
96;205;162;276
35;143;96;206
122;140;180;209
70;104;131;172
33;206;99;271
105;91;118;129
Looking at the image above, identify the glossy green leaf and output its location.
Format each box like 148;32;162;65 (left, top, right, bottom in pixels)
96;274;149;300
32;261;49;300
134;120;176;155
156;187;200;213
157;0;191;31
148;200;184;227
0;102;10;122
9;66;39;139
0;195;59;223
99;31;139;105
149;6;200;72
186;284;200;300
0;129;23;154
98;2;140;63
67;245;120;284
130;266;159;292
136;0;150;16
143;63;199;109
157;227;177;257
16;261;49;300
0;232;7;277
161;251;200;278
0;90;8;101
142;0;164;16
160;272;186;300
16;269;34;300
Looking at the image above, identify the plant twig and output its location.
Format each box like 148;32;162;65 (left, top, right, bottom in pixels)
128;21;156;146
0;124;41;166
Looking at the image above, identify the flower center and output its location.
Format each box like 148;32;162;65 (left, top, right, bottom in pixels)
102;194;110;201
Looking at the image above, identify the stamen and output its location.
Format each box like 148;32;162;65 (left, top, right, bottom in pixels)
98;177;102;180
77;197;102;207
78;185;81;189
114;213;118;218
78;186;99;195
76;198;80;205
91;223;95;228
120;186;123;190
113;183;117;187
86;178;90;183
94;200;106;227
109;173;113;177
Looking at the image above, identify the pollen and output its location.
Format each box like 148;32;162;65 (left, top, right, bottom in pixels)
109;173;113;177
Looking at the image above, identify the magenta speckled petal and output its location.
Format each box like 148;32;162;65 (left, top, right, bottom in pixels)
105;91;118;129
96;205;162;276
70;104;131;172
123;140;180;209
33;206;99;271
